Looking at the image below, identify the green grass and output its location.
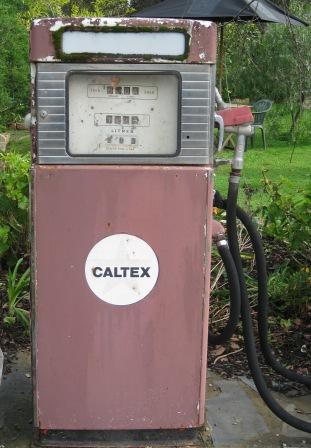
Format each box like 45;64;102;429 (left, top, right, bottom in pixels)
215;143;311;211
215;104;311;211
215;141;311;209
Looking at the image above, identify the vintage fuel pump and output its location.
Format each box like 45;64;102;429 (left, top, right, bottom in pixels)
30;17;218;446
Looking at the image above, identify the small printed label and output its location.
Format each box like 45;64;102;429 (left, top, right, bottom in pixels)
85;234;159;305
87;84;158;100
94;113;150;127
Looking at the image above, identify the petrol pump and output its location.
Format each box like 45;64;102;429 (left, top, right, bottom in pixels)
30;16;311;446
30;17;217;446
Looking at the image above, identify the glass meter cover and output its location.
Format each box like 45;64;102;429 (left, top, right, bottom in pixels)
67;72;180;156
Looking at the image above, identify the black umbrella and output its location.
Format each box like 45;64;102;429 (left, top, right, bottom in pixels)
133;0;308;91
133;0;308;26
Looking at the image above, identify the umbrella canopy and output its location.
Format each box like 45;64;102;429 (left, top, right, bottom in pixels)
133;0;308;26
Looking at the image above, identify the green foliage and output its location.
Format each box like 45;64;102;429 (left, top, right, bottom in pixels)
3;258;30;329
22;0;132;19
268;265;310;314
221;1;311;141
223;22;310;100
0;1;29;129
92;0;133;16
0;150;30;264
264;104;311;145
22;0;70;19
260;176;310;314
261;174;311;256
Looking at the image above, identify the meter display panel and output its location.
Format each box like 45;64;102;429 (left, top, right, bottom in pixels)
67;72;180;156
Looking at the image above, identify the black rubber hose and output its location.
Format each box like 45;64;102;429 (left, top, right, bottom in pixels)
226;179;311;433
209;241;241;345
215;192;311;387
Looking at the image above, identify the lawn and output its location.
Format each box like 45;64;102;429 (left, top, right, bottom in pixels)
215;142;311;211
215;105;311;211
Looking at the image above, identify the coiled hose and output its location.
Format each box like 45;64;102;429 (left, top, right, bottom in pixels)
225;179;311;433
208;240;240;345
214;193;311;387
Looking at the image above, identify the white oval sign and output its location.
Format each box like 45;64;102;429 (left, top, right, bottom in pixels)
85;234;159;305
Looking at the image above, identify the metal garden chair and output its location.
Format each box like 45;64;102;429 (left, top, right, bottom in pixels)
250;99;273;150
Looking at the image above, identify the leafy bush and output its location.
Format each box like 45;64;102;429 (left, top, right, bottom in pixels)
3;257;30;329
268;265;310;314
262;175;311;257
261;176;311;314
23;0;132;19
264;105;311;146
0;1;29;130
0;150;30;266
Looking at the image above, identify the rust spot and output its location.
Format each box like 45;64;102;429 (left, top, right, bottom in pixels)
111;76;121;88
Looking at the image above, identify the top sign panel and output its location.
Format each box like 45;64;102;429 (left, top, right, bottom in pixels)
30;17;217;64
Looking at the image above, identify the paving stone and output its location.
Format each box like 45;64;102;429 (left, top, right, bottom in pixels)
206;379;269;447
0;348;3;385
0;351;32;448
1;353;310;448
206;372;311;448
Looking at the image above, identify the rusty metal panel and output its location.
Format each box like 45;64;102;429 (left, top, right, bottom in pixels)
32;165;213;430
30;18;217;64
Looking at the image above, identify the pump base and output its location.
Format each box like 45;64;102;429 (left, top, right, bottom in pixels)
32;428;211;448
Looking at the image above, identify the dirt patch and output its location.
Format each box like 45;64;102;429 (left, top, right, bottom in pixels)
208;316;310;396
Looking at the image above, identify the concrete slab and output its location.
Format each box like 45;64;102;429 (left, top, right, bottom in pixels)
1;353;310;448
206;379;269;446
0;351;32;448
0;348;3;385
206;371;311;448
0;351;211;448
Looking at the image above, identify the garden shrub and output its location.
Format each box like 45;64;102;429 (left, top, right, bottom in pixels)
261;176;311;314
0;150;30;267
262;176;311;256
268;266;310;314
0;1;29;130
264;105;311;146
3;257;30;329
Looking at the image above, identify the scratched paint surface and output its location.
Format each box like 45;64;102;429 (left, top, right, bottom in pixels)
33;165;213;430
30;17;217;63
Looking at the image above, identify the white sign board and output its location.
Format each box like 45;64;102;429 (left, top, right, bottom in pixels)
68;73;179;156
85;234;159;306
62;31;186;56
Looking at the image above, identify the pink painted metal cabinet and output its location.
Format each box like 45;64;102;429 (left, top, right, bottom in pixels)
30;17;216;434
32;165;213;430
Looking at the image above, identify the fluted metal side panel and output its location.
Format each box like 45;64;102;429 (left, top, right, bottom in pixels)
36;63;215;165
